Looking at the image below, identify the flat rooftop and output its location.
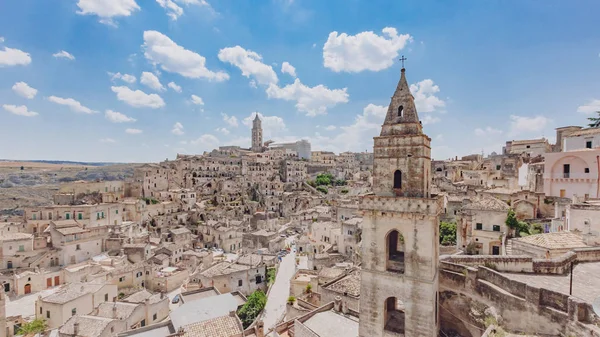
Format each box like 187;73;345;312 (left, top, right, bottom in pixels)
302;310;359;337
502;261;600;304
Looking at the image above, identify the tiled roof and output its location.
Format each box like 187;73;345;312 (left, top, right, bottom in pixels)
55;226;88;235
324;270;360;297
123;289;153;303
0;232;33;241
200;262;250;277
182;315;242;337
96;302;140;320
41;282;106;304
513;232;588;249
170;228;191;235
59;315;114;337
462;195;509;212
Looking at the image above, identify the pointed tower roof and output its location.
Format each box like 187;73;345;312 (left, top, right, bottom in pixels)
380;68;422;136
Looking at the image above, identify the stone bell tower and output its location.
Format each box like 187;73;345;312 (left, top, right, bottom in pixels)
358;66;441;337
251;114;263;153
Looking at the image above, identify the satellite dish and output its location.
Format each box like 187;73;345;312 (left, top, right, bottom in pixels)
592;297;600;317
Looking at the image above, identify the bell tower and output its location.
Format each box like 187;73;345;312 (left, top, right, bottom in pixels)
358;64;441;337
251;114;263;153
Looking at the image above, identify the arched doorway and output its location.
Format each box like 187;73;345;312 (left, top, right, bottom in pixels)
384;297;405;333
24;283;32;294
393;170;402;192
386;230;405;273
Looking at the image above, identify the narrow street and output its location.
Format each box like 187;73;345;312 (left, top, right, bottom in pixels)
262;236;297;334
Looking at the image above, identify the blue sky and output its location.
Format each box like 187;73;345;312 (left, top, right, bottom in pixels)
1;0;599;163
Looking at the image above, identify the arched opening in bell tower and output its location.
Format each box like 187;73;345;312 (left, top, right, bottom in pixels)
386;230;405;273
384;297;405;334
393;170;402;189
397;105;403;117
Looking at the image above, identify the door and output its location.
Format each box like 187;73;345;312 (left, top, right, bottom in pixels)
24;284;31;294
560;189;566;198
46;278;52;288
3;283;9;292
54;276;60;286
563;164;570;178
492;246;500;255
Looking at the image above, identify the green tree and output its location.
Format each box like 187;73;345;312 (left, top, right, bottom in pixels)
305;283;313;293
439;222;457;246
587;111;600;128
315;173;334;186
237;290;267;328
18;319;47;335
287;296;296;305
316;186;328;194
505;209;519;235
267;268;276;285
334;179;347;186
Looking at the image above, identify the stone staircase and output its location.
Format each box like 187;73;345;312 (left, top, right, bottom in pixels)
505;239;512;255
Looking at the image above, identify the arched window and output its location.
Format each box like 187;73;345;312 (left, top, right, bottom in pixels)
386;230;404;273
384;297;405;333
393;170;402;189
398;105;403;117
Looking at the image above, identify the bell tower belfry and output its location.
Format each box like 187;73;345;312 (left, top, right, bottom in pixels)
358;64;441;337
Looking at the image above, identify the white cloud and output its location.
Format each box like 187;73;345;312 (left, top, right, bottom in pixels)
421;115;440;125
11;82;37;99
53;50;75;60
172;122;185;135
243;112;287;139
3;104;38;117
302;103;387;153
216;127;230;135
281;61;297;77
156;0;210;20
324;125;336;131
168;81;182;93
190;134;220;151
76;0;140;26
577;99;600;114
323;27;412;73
0;37;4;43
142;30;229;81
125;128;143;134
474;126;503;136
0;45;31;67
266;79;349;116
140;71;165;91
249;80;257;89
221;113;238;127
105;109;136;123
218;46;278;85
47;96;97;114
111;86;166;108
190;94;204;105
509;115;550;135
156;0;183;20
410;79;445;113
109;72;136;83
99;138;117;143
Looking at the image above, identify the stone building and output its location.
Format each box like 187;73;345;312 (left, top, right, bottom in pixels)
251;114;263;153
456;195;510;255
358;66;441;337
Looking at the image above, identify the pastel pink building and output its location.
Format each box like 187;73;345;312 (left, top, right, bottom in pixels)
543;148;600;198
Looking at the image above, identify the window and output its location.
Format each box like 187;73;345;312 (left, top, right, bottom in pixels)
65;213;70;220
40;307;43;314
153;313;157;321
587;141;592;149
585;168;590;173
76;244;81;251
526;145;531;149
46;311;50;319
116;209;118;214
393;170;402;189
32;213;36;220
563;164;570;178
101;212;105;218
397;105;403;117
78;213;82;220
496;165;501;170
493;225;501;232
476;223;483;230
119;277;125;282
384;297;405;334
71;308;76;316
105;294;108;301
386;230;405;273
238;280;243;287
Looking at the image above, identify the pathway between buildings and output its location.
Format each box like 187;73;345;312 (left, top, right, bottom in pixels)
263;237;297;335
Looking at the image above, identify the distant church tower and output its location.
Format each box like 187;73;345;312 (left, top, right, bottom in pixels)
358;66;441;337
251;114;263;152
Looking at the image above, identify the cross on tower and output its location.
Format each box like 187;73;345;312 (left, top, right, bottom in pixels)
400;55;407;68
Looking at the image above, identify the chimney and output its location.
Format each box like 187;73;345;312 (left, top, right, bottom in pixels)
73;322;80;335
342;301;348;314
334;296;342;312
